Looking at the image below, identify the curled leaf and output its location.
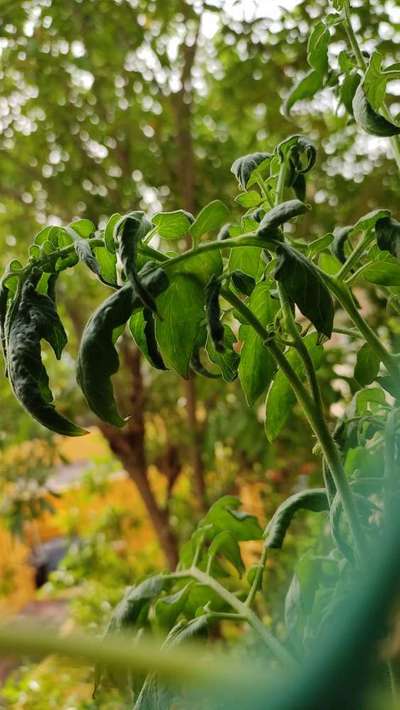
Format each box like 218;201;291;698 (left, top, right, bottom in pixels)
7;274;85;436
231;152;271;189
205;275;224;353
264;489;328;548
257;199;308;239
352;83;400;136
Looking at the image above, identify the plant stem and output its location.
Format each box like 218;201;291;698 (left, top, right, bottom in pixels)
245;546;268;607
222;287;367;559
0;622;262;692
322;273;400;379
189;566;294;667
335;231;373;281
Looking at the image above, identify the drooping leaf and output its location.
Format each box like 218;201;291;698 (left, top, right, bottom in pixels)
257;200;309;239
74;238;100;276
152;210;194;239
189;200;230;240
77;284;136;426
231;151;271;189
352;83;400;136
274;244;334;337
307;21;329;75
354;343;380;386
375;216;400;258
264;489;328;549
205;275;224;353
155;274;205;378
201;496;263;542
116;211;156;313
231;270;256;296
103;213;121;253
239;281;279;406
154;584;192;629
284;70;324;114
6;274;85;436
331;226;352;264
265;333;324;441
206;325;239;382
208;531;244;575
129;308;166;370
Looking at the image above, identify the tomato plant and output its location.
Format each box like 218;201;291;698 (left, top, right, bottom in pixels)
1;1;400;707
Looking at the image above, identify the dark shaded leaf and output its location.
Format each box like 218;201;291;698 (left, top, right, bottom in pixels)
264;489;328;549
257;200;308;239
275;244;334;337
353;83;400;136
231;151;271;189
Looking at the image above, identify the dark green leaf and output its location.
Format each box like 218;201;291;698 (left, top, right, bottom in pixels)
275;244;334;337
231;151;271;189
257;200;308;239
331;226;352;263
154;584;192;628
116;211;156;313
264;489;328;549
129;308;166;370
352;83;400;136
376;216;400;258
105;575;167;635
104;213;121;253
6;274;85;436
231;270;255;296
74;238;100;276
239;281;279;406
206;325;239;382
340;69;361;115
205;275;224;353
77;284;136;426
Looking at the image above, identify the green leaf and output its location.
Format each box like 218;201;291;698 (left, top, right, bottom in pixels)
6;274;85;437
340;70;361;115
105;575;167;635
352;83;400;136
265;333;323;441
201;496;263;542
69;218;95;238
189;200;230;240
352;208;390;234
319;251;341;275
331;226;352;263
152;209;194;239
257;200;308;239
284;70;324;114
239;281;279;406
154;584;192;628
104;213;121;253
116;212;156;313
307;21;329;75
208;531;244;575
129;308;166;370
155;274;205;378
170;248;222;286
275;244;334;337
228;246;263;279
93;246;118;286
77;285;135;426
354;343;380;386
264;489;328;549
308;233;334;257
231;152;271;189
234;191;262;208
362;258;400;286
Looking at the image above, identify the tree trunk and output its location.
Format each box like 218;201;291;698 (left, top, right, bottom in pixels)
99;345;178;570
171;15;207;512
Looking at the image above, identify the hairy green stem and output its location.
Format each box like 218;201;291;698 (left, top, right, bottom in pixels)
336;231;373;281
245;546;268;608
323;273;400;379
222;287;367;559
